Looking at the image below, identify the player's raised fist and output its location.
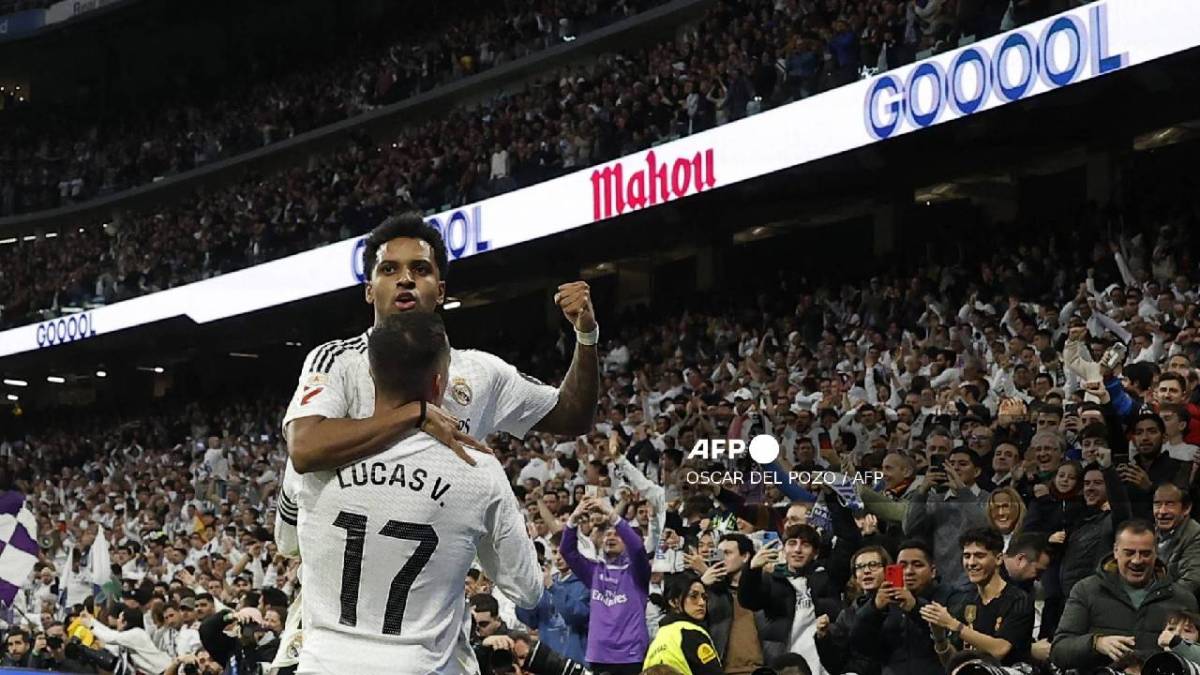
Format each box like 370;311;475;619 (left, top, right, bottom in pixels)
554;281;597;333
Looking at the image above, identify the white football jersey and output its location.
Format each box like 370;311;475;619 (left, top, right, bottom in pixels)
282;330;559;438
295;436;542;674
276;330;558;673
276;329;560;553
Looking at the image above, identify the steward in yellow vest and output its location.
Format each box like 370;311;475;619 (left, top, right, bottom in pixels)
643;574;723;675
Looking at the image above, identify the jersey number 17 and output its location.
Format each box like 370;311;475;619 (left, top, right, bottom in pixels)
332;510;440;635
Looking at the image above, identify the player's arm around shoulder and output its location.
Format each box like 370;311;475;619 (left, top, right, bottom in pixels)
285;339;473;473
476;455;544;610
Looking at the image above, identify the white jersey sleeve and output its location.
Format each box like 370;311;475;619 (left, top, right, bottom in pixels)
283;337;365;430
475;459;544;610
274;461;301;558
476;351;560;438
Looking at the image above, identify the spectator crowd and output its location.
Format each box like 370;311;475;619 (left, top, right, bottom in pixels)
0;0;1080;330
0;0;660;216
0;185;1199;675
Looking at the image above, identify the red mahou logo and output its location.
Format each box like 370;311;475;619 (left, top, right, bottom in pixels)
591;148;716;221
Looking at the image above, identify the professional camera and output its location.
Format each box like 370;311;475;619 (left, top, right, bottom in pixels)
64;636;122;671
523;641;590;675
239;620;260;646
46;635;63;651
1145;650;1200;675
954;661;1033;675
488;640;588;675
181;663;200;675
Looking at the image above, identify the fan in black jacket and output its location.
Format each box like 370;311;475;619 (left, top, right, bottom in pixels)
817;545;893;675
737;524;842;672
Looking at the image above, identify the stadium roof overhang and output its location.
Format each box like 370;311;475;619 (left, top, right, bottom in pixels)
4;1;1200;383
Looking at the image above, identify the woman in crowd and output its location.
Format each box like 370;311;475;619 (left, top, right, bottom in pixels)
985;487;1026;550
643;573;723;675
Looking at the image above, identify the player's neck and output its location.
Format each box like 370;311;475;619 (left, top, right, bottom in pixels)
375;392;425;412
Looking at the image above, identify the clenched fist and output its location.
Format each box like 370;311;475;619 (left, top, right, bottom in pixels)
555;281;597;333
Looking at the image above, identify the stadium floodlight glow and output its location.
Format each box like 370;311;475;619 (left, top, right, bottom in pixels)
46;376;65;384
3;379;28;387
154;367;165;374
5;395;16;402
21;235;35;242
45;232;57;239
284;341;303;347
229;352;259;359
95;370;107;378
443;299;462;310
78;228;85;233
0;238;16;245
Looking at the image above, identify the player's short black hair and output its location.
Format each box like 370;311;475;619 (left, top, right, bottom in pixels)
362;211;449;283
368;312;450;400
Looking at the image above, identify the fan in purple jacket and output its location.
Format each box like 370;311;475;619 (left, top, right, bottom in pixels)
560;495;652;671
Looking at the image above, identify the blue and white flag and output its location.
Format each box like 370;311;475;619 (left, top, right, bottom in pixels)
0;491;39;607
825;473;866;510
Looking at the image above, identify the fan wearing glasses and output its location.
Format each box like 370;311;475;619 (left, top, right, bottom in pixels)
815;545;891;675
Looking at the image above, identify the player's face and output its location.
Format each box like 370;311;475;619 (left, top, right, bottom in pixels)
365;237;445;321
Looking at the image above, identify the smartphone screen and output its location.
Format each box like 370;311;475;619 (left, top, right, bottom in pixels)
585;485;599;498
885;563;904;589
818;432;832;451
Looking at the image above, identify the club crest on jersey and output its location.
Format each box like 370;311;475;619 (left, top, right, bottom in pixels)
285;632;303;659
451;377;473;406
304;373;328;387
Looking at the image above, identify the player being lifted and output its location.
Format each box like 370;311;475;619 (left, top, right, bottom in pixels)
273;212;599;669
294;311;543;673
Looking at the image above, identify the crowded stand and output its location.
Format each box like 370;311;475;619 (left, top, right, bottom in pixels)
0;0;663;216
1;177;1200;674
0;0;1075;331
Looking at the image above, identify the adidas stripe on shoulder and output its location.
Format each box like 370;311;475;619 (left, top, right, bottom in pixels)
305;335;367;374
